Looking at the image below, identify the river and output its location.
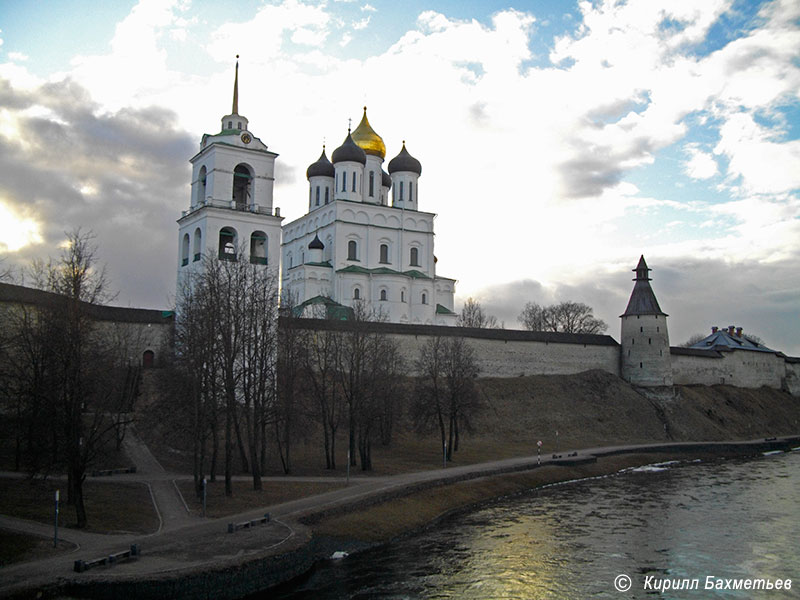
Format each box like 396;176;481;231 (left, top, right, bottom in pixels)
265;450;800;599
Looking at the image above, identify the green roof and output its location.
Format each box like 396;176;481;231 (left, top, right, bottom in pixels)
294;295;353;320
305;261;332;268
336;265;431;279
436;303;456;315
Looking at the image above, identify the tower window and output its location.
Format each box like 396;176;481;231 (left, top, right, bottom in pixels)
631;338;635;344
399;181;404;201
325;187;329;204
228;121;232;129
354;287;360;300
649;338;652;344
342;171;347;192
401;290;405;302
380;289;387;301
181;233;190;267
410;247;419;266
348;240;358;260
237;122;242;129
421;292;427;305
379;243;389;264
369;171;374;197
316;186;320;206
640;326;643;332
410;181;413;203
218;227;237;261
352;171;356;192
233;164;252;210
193;228;202;262
640;362;643;368
250;231;267;265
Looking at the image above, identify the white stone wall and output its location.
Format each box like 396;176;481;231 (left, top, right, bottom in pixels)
784;361;800;396
671;350;786;389
389;331;620;378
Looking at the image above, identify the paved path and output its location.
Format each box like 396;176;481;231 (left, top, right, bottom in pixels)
0;434;797;598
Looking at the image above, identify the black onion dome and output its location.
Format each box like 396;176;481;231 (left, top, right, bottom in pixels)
381;169;391;188
332;132;367;165
388;142;421;175
306;148;335;179
308;234;324;250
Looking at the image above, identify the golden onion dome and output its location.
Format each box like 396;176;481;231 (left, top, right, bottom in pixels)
351;107;386;159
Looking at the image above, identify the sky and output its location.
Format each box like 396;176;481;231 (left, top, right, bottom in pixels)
0;0;798;354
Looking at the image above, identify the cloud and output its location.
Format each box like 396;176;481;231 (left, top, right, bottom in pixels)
361;4;377;13
684;143;718;179
0;76;194;307
352;17;370;31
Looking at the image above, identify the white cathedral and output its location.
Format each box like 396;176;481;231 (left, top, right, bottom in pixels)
177;62;457;324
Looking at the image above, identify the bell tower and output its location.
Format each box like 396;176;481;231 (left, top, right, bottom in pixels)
620;256;673;388
177;57;283;289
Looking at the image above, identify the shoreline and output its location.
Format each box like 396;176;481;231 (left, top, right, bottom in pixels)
3;436;799;600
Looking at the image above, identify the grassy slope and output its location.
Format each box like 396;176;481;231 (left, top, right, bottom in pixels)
136;368;800;477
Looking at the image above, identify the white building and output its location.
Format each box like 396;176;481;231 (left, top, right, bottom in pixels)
282;108;457;324
176;59;283;290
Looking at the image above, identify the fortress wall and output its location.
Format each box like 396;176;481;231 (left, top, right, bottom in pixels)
783;360;800;396
389;332;621;378
672;349;786;389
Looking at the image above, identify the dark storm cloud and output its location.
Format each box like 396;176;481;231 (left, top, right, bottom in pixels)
0;76;195;309
467;255;800;356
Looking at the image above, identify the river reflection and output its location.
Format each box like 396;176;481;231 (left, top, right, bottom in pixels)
266;451;800;599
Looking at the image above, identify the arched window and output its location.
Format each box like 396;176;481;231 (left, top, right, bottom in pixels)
342;171;347;192
237;121;242;130
352;171;356;192
142;350;155;368
379;243;389;264
250;231;267;265
348;240;358;260
315;186;320;206
410;247;419;266
325;187;329;204
193;228;202;262
233;164;252;210
181;233;190;266
401;290;405;302
421;292;427;305
198;166;207;204
353;287;361;300
380;289;387;301
410;181;414;203
399;181;404;201
369;171;374;197
219;227;237;261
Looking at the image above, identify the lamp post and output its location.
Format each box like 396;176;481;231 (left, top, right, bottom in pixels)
202;478;207;518
54;489;59;548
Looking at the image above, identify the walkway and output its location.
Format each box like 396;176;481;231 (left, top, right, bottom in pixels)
0;435;797;598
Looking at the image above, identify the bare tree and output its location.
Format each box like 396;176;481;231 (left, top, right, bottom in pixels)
518;301;607;334
414;336;480;462
2;230;134;528
175;249;280;493
457;297;499;328
304;325;345;469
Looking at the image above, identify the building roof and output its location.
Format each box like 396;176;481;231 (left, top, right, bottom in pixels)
689;328;777;354
336;265;431;279
0;282;173;324
332;132;367;165
350;107;386;159
306;147;335;179
388;142;422;175
621;255;667;317
293;295;353;320
282;316;620;346
308;233;324;250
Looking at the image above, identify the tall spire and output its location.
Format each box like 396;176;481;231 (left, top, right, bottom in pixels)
232;55;240;115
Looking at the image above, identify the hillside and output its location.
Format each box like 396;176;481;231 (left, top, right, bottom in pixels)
134;368;800;477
